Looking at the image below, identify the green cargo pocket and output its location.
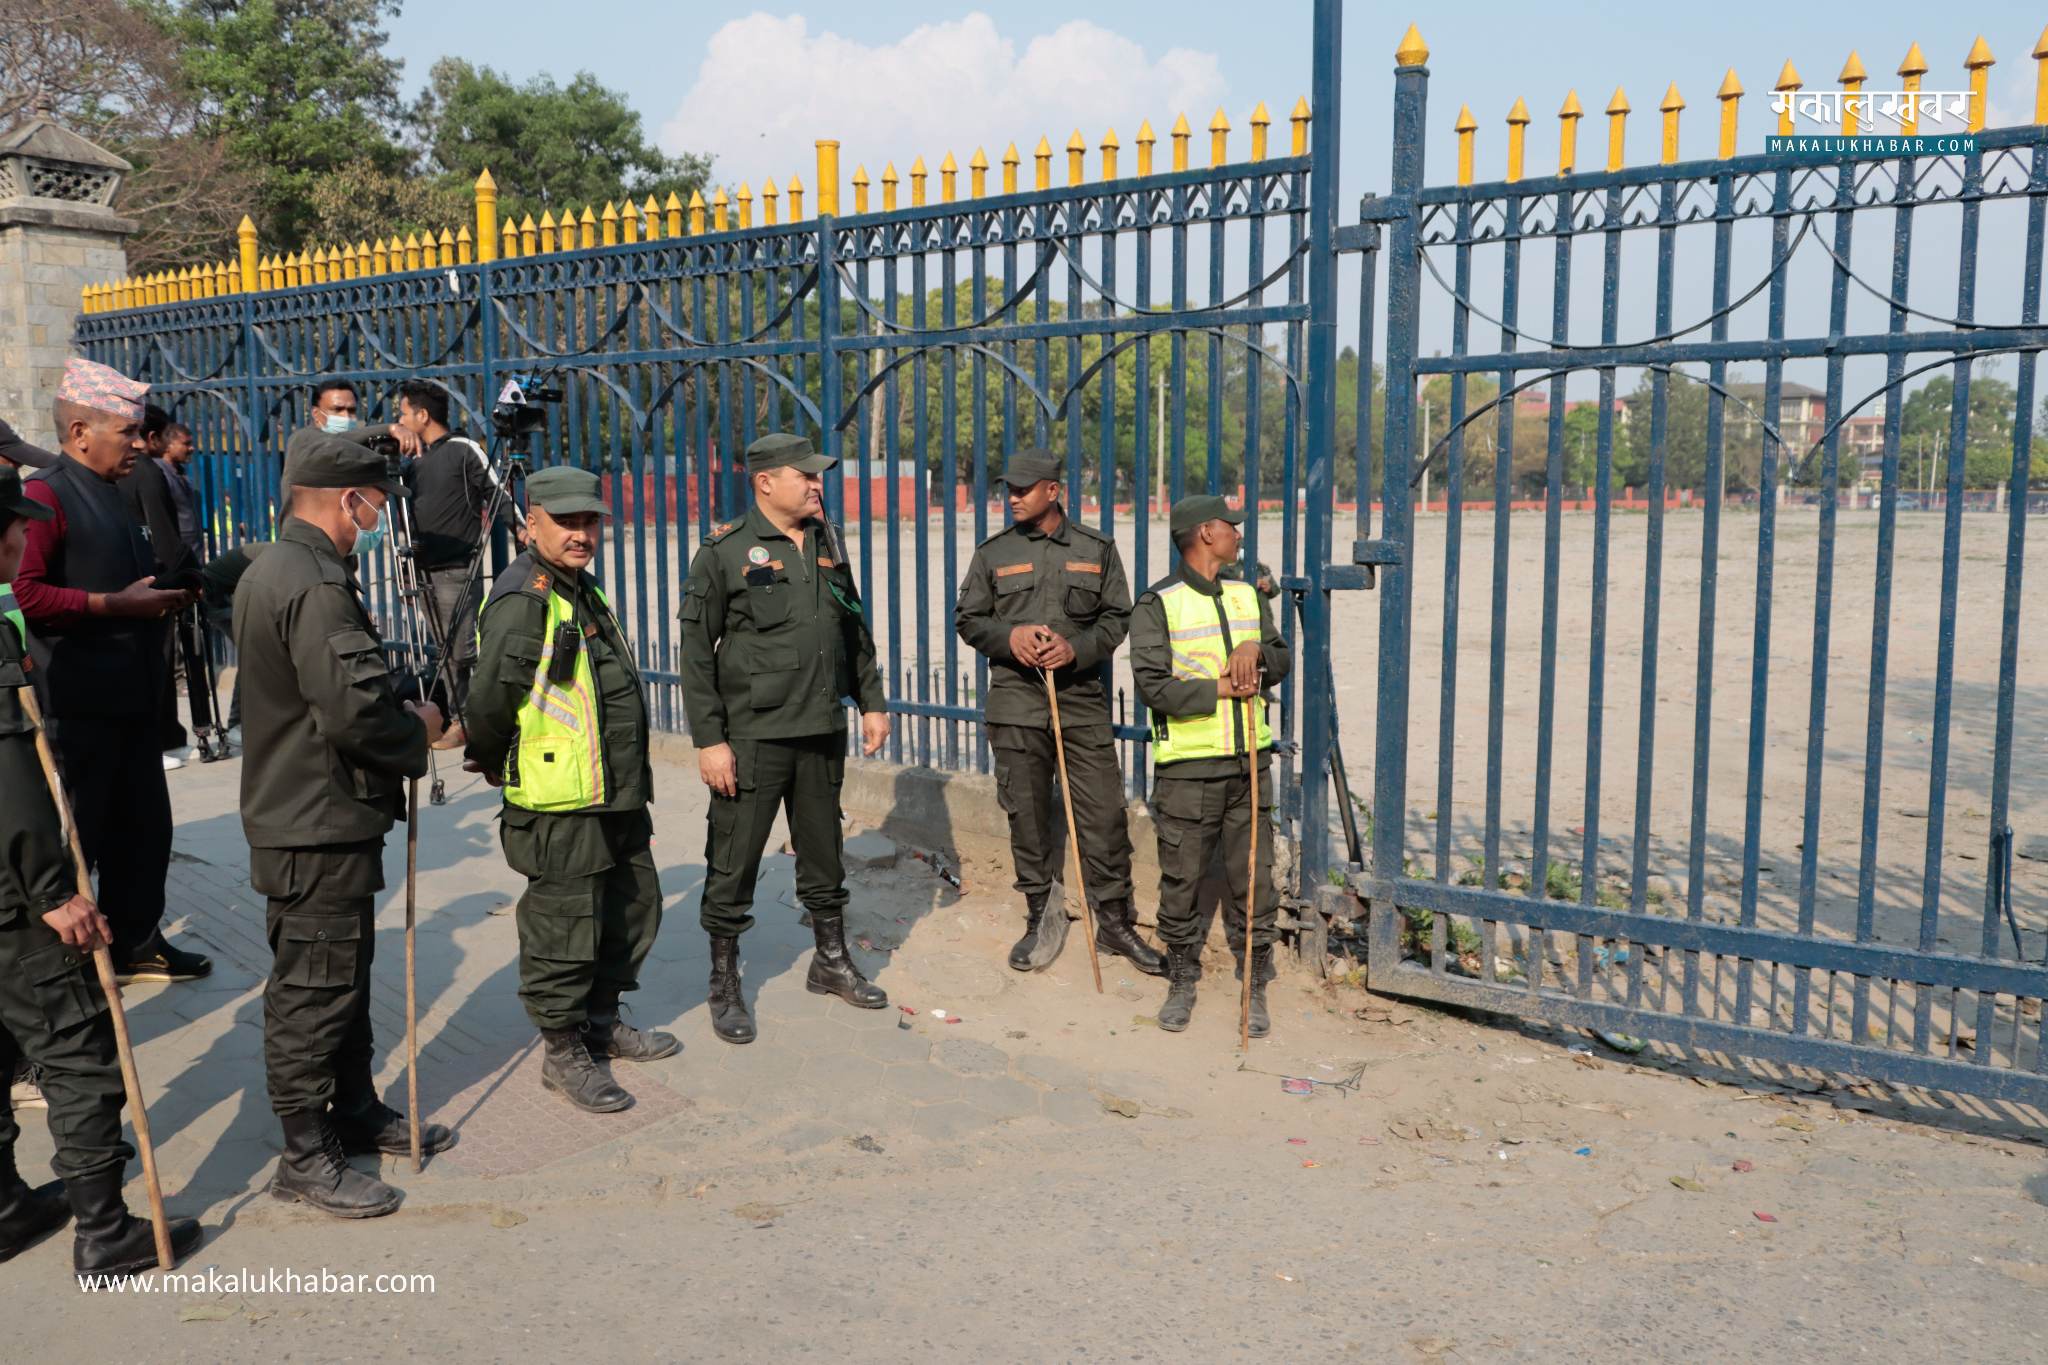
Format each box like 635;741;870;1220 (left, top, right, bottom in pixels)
745;578;793;630
516;888;597;964
748;643;798;710
277;914;363;990
21;940;108;1033
499;805;545;877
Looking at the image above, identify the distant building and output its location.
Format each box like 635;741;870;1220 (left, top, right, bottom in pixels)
1724;380;1827;455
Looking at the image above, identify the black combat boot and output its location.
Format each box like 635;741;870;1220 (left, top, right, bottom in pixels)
1156;945;1202;1033
330;1094;457;1157
66;1168;203;1276
805;912;888;1008
1246;946;1273;1039
707;935;756;1044
540;1027;633;1112
1007;892;1054;971
583;993;681;1062
269;1110;403;1218
1092;898;1166;977
0;1144;70;1264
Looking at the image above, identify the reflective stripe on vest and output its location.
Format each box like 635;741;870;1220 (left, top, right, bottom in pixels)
1149;578;1274;765
498;583;609;811
0;583;20;641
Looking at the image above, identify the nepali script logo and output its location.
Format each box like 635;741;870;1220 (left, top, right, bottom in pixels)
1766;86;1979;157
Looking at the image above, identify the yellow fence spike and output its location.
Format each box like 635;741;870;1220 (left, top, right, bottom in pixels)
538;211;556;253
618;200;636;243
311;248;327;284
285;255;301;289
1209;107;1229;167
406;233;422;270
941;150;959;202
356;241;371;276
1066;131;1084;186
1773;61;1801;136
787;172;804;220
713;187;729;231
500;217;518;258
601;201;619;246
422;235;439;270
456;226;473;265
1100;127;1119;181
1002;142;1020;194
578;207;595;250
1250;101;1271;161
1659;83;1684;165
1559;91;1584;174
475;169;498;263
1291;96;1311;156
736;184;753;229
339;242;356;278
238;215;260;293
879;165;895;213
850;167;869;214
1454;105;1476;185
969;148;987;198
1136;120;1156;177
909;157;926;207
1606;87;1631;171
762;177;779;226
1838;53;1866;136
200;267;215;299
1506;97;1530;182
1965;36;1994;133
1899;43;1927;135
1170;114;1190;171
1395;24;1429;68
817;139;840;216
689;189;706;235
2033;25;2048;124
643;195;661;239
1033;137;1051;190
520;215;538;255
1716;70;1743;158
665;190;684;237
440;226;456;258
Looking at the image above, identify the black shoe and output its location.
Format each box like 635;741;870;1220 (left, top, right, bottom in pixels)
1246;947;1272;1039
115;933;212;984
582;1001;681;1062
66;1167;203;1276
330;1096;456;1157
1157;946;1202;1033
707;935;756;1045
1007;893;1052;971
805;912;887;1009
268;1111;403;1218
539;1027;633;1113
0;1147;70;1264
1093;899;1166;977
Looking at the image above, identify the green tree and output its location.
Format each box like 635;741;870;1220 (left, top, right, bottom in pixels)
411;58;711;223
161;0;410;248
1902;374;2023;489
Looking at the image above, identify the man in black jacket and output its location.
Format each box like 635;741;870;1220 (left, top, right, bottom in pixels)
0;467;204;1279
235;425;454;1219
119;405;203;763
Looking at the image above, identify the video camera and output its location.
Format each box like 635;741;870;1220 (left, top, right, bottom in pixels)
492;373;563;441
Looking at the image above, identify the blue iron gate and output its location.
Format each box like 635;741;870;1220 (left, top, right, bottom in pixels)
1356;29;2048;1108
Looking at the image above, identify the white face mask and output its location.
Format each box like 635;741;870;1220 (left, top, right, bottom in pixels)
322;413;357;434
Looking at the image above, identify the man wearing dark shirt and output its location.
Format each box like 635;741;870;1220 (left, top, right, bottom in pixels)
395;379;505;729
120;406;203;762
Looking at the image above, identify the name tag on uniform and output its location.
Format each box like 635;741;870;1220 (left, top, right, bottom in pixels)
1064;561;1101;573
994;563;1033;578
818;556;837;568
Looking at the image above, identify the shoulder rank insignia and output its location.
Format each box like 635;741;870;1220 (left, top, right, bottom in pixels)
530;570;551;594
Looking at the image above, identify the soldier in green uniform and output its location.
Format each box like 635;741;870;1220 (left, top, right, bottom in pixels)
462;467;675;1113
955;449;1162;977
235;426;455;1219
679;433;890;1045
1131;496;1291;1037
0;469;204;1279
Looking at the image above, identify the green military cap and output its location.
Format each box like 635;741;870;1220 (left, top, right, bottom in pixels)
525;465;609;516
0;469;54;525
746;431;836;475
1169;493;1244;535
282;426;407;496
1000;448;1063;487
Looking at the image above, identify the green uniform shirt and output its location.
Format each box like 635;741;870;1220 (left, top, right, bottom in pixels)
953;511;1129;729
678;503;885;745
465;547;654;812
1130;560;1292;781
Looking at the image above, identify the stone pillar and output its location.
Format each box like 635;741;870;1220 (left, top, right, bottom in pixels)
0;115;137;449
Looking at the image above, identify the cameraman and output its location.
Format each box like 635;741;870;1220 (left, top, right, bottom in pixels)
395;380;507;737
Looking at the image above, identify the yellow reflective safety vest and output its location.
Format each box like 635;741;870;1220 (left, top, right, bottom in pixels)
495;579;610;812
0;583;20;641
1149;577;1274;765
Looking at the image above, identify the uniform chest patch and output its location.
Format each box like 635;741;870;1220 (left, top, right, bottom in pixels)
1064;561;1101;573
994;563;1033;577
747;546;770;565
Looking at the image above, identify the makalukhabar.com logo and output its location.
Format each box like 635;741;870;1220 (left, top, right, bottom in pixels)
1765;87;1978;156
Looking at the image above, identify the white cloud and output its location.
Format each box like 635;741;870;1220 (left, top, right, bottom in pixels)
660;12;1230;199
